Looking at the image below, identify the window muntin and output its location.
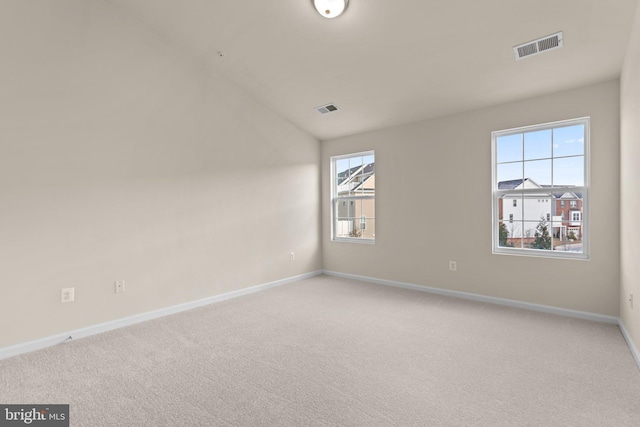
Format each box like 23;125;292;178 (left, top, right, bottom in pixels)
492;118;588;259
331;151;375;243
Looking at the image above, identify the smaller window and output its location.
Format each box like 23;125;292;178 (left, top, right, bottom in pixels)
572;211;581;221
546;213;551;221
570;201;577;208
513;199;517;207
560;201;565;207
331;151;375;243
509;214;514;223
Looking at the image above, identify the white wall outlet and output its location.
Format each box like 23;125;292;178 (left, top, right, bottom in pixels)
61;287;75;303
290;252;295;261
449;260;457;271
115;280;125;293
630;293;634;309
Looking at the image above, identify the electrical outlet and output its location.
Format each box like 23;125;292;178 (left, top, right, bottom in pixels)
449;261;457;271
61;288;75;303
115;280;125;293
290;252;295;261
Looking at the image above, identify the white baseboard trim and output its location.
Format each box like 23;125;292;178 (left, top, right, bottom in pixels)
322;270;619;325
619;321;640;371
0;270;322;361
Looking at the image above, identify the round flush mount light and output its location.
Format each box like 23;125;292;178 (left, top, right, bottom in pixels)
312;0;349;19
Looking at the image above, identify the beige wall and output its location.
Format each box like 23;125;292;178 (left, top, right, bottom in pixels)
0;1;320;348
322;80;620;316
620;3;640;351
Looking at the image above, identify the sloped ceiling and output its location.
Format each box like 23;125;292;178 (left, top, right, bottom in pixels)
106;0;639;140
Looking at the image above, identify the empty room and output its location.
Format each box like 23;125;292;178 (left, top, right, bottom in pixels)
2;0;640;425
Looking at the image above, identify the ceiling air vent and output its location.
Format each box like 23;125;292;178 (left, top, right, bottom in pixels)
514;32;563;60
315;103;339;114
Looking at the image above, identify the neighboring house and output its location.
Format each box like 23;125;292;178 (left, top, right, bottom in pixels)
553;192;583;240
498;178;582;245
336;163;375;238
499;178;553;244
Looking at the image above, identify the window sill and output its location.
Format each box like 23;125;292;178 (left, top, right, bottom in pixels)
492;247;588;260
332;237;375;245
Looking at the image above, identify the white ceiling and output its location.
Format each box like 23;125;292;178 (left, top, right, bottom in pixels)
106;0;639;140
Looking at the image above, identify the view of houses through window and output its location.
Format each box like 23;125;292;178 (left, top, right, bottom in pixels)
492;118;588;258
332;151;375;242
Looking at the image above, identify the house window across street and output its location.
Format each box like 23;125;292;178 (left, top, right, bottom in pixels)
492;118;589;259
331;151;375;243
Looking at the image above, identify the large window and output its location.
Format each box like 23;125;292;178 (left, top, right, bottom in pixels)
492;118;589;259
331;151;375;243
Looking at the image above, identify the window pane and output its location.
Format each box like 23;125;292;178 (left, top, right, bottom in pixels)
336;158;350;184
349;156;364;170
360;199;375;223
335;219;352;238
502;220;524;248
497;221;517;248
524;159;551;186
497;134;522;163
499;194;522;220
523;220;552;250
524;129;552;160
553;156;584;186
554;221;583;253
522;196;551;221
360;218;375;239
553;124;584;157
497;162;522;184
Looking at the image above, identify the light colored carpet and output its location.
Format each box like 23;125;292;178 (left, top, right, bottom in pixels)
1;275;639;426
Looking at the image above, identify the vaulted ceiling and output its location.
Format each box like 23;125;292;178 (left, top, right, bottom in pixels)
106;0;639;140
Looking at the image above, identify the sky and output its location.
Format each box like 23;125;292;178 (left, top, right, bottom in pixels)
496;124;585;186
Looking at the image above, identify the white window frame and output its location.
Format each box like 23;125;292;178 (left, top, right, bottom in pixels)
331;151;375;244
491;117;589;259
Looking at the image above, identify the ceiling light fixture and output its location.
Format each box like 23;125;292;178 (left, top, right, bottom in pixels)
312;0;349;19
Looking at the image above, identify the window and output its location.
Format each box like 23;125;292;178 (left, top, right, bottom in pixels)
331;151;375;243
513;199;517;207
492;118;588;259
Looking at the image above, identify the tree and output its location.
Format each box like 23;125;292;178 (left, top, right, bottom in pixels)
532;216;552;250
499;222;512;247
349;226;362;238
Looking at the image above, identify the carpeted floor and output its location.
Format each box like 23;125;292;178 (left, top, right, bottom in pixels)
1;275;639;426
